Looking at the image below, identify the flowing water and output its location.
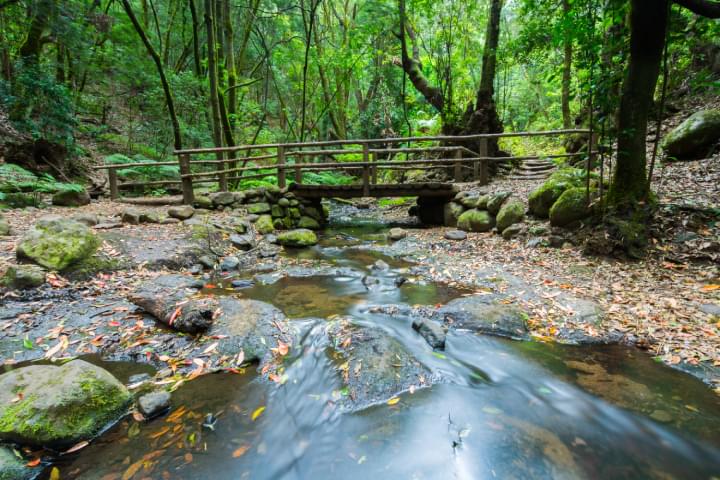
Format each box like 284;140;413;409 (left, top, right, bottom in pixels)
39;216;720;479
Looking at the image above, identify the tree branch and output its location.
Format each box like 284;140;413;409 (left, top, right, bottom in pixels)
674;0;720;16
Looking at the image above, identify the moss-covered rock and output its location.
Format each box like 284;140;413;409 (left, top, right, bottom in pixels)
16;217;100;271
663;109;720;159
52;189;90;207
277;229;318;247
0;360;132;450
457;209;495;232
167;205;195;220
443;202;465;227
487;191;511;215
288;207;301;219
549;187;594;227
528;168;586;218
270;205;284;218
2;264;45;289
0;216;10;236
0;446;32;480
255;215;275;234
297;216;320;230
247;202;271;214
496;199;525;232
193;196;213;209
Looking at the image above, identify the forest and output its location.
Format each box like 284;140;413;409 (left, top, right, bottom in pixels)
0;0;719;479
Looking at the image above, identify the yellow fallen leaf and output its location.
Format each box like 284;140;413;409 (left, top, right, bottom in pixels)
50;467;60;480
387;397;400;406
701;284;720;291
251;406;266;421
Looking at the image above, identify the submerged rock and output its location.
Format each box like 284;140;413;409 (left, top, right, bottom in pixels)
0;360;132;450
412;318;446;350
16;217;99;271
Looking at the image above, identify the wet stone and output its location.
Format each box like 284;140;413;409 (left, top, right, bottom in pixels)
198;255;216;269
388;227;408;241
230;234;255;251
220;256;240;271
231;279;254;289
412;318;446;350
441;297;530;340
137;390;171;419
444;230;467;241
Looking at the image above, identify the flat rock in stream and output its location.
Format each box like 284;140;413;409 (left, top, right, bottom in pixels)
441;297;530;340
102;232;214;270
327;320;433;411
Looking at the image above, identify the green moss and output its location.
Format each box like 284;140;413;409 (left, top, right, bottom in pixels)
277;229;318;247
549;187;595;227
496;200;525;231
457;209;495;232
17;219;100;271
255;215;275;234
297;216;320;230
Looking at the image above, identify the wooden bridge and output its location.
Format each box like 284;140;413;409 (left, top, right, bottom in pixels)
94;129;595;204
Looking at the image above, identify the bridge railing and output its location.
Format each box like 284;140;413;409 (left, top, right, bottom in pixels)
92;129;594;204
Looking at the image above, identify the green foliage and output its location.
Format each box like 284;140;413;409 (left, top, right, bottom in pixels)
0;164;83;195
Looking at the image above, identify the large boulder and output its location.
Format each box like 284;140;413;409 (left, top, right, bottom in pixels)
457;209;495;233
277;229;318;247
16;217;99;271
167;205;195;220
0;360;132;450
0;446;32;480
496;198;525;232
549;187;594;227
297;216;320;230
663;109;720;159
528;168;585;218
51;188;90;207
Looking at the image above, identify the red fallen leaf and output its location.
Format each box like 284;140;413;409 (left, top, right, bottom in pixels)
168;307;183;327
108;321;121;327
26;458;41;467
232;445;250;458
205;284;217;289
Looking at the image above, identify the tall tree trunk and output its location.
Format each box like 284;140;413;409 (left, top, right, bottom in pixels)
561;0;572;129
188;0;202;77
204;0;223;150
607;0;668;206
19;0;53;62
222;0;237;129
121;0;183;150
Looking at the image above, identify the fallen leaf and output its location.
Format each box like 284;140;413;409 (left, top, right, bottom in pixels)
251;406;266;421
387;397;400;406
232;445;250;458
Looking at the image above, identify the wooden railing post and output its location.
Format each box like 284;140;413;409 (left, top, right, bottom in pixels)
179;153;195;205
294;154;303;185
454;148;463;182
478;137;489;185
277;146;286;189
108;167;119;200
371;151;378;184
217;152;228;192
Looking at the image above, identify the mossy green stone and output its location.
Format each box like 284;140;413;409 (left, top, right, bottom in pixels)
193;196;213;209
303;206;323;221
16;217;100;271
496;199;525;232
277;229;318;247
271;205;284;218
0;360;132;450
528;168;586;217
663;109;720;159
457;209;495;232
0;217;9;236
297;216;320;230
549;187;594;227
288;207;301;219
247;202;271;214
51;189;90;207
2;265;45;289
443;202;465;227
255;215;275;234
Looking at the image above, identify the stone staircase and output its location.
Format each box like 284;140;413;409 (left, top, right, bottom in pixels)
506;158;556;180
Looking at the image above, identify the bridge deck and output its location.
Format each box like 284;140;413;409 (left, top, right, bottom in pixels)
289;182;457;199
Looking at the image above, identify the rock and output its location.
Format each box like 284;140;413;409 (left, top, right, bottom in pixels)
259;246;279;258
441;298;529;340
501;224;524;240
0;446;32;480
70;213;100;227
297;215;320;230
277;229;318;247
52;188;90;207
94;222;123;230
487;191;511;215
2;264;45;289
528;224;549;236
198;255;216;269
327;321;433;410
528;168;584;218
137;391;171;419
265;234;278;244
549;187;595;227
247;202;271;214
278;198;290;207
16;217;99;271
121;209;142;224
193;196;213;209
230;234;255;251
548;235;565;248
128;373;152;385
231;279;254;289
526;237;545;248
161;218;180;225
460;194;487;209
699;303;720;318
663;109;720;159
444;230;467;241
388;227;407;241
139;211;162;224
457;209;495;233
372;259;390;271
362;275;381;287
443;202;465;227
303;206;324;221
412;318;446;349
168;205;195;220
220;256;240;271
210;192;236;207
0;216;9;236
0;360;132;450
255;215;275;234
496;198;525;232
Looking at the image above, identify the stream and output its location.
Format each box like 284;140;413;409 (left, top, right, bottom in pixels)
39;214;720;479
